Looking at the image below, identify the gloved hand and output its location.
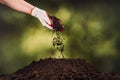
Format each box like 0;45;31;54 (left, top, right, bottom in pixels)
31;7;53;30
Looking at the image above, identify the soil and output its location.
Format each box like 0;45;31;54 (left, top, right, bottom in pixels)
48;15;64;31
0;58;120;80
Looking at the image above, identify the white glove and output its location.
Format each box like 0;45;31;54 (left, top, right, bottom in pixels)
31;7;53;30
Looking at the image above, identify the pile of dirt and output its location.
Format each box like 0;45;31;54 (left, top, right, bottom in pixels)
0;58;120;80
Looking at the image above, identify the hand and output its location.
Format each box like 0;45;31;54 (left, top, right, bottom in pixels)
48;15;64;32
31;7;53;30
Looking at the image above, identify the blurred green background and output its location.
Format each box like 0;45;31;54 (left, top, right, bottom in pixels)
0;0;120;74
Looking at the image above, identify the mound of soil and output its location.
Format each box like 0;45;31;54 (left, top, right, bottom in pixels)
0;58;120;80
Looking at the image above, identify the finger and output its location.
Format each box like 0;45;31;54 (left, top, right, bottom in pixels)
43;12;53;25
41;19;53;30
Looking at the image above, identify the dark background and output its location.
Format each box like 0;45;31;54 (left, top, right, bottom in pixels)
0;0;120;74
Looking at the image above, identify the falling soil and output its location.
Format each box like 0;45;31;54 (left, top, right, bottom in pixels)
52;31;65;58
0;58;120;80
49;15;65;58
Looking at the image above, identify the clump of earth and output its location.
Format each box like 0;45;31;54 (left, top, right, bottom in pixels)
0;58;120;80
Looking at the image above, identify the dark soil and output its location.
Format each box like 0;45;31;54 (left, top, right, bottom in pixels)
0;58;120;80
49;15;64;31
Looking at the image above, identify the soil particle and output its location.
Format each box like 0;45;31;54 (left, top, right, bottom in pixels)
48;15;64;31
50;15;65;58
52;31;65;58
0;58;120;80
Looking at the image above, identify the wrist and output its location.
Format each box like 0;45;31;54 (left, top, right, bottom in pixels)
31;7;46;17
31;7;38;17
30;7;35;15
